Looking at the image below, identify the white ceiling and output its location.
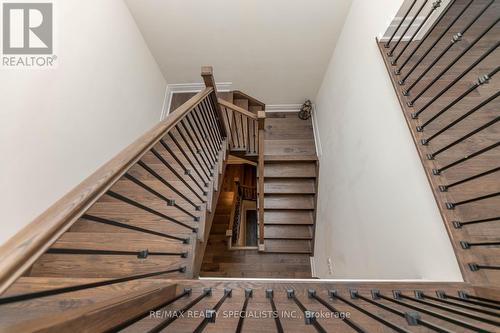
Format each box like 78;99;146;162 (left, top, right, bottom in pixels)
125;0;352;104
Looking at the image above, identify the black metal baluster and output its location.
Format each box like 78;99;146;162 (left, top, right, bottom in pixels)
469;263;500;272
200;99;222;150
287;289;327;333
106;191;197;236
358;290;452;332
329;290;412;333
446;192;500;210
124;172;199;221
439;166;500;192
384;0;418;48
398;0;473;83
427;117;500;159
146;288;212;333
47;248;188;258
235;289;253;333
159;139;207;196
461;240;500;249
379;291;490;332
413;40;500;118
432;142;499;175
266;289;284;333
0;267;186;305
189;110;217;165
150;147;206;202
185;115;215;168
400;292;500;325
417;68;498;131
193;105;218;161
109;288;192;332
176;122;211;176
396;0;458;74
422;291;500;318
402;0;494;94
137;160;201;210
192;288;232;333
198;99;221;154
203;99;223;147
181;117;213;170
81;214;189;241
409;19;500;105
454;216;500;229
392;1;440;65
422;91;500;144
308;289;367;332
389;0;429;58
460;292;500;306
168;130;210;185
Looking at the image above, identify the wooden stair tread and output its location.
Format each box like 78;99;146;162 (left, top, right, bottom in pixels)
264;194;314;210
264;210;314;225
264;178;315;194
263;239;312;254
264;155;318;162
264;225;312;239
264;162;316;178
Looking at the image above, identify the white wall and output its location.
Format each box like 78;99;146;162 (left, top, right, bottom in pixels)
313;0;462;280
125;0;352;104
0;0;167;245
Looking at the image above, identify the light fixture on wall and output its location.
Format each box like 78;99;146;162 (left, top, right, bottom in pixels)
298;99;312;120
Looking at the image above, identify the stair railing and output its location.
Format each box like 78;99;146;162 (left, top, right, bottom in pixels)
0;67;228;296
377;0;500;284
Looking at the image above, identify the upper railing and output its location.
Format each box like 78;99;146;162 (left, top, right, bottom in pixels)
0;68;228;295
378;0;499;285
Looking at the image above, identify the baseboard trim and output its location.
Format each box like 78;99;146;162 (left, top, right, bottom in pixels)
310;256;317;278
311;105;323;157
161;82;232;120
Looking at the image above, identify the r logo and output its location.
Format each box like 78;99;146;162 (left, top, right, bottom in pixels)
2;2;53;54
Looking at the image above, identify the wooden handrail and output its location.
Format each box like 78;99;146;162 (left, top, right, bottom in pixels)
0;88;213;295
218;98;258;119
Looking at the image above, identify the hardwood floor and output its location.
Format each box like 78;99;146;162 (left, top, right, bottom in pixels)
379;0;500;285
200;165;313;278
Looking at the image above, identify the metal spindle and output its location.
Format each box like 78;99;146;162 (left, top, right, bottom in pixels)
469;263;500;271
402;0;494;94
81;214;191;241
461;240;500;249
192;288;232;333
423;291;500;317
47;248;188;258
422;91;500;144
379;291;489;332
287;289;327;333
235;289;253;333
427;117;500;159
388;0;429;58
330;290;412;333
168;131;210;185
174;125;212;179
199;99;221;153
0;267;186;305
462;293;500;306
232;109;242;148
223;107;234;148
124;172;199;221
409;19;500;105
454;216;500;229
106;191;196;236
159;139;207;195
398;0;473;83
137;160;200;210
417;68;498;131
413;40;500;117
266;289;284;333
193;107;218;162
446;192;500;210
440;166;500;192
400;292;500;325
146;288;212;333
204;99;223;146
308;289;367;332
396;0;458;74
182;117;213;169
150;147;206;202
189;107;216;164
384;0;418;48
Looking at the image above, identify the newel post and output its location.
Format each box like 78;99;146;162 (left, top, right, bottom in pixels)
201;66;227;137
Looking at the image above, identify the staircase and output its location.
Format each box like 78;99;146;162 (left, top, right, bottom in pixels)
261;112;318;254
